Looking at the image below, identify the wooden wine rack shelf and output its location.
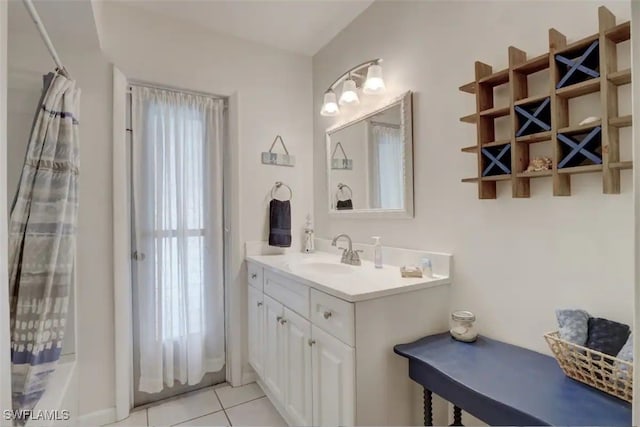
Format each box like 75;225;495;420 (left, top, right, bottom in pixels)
460;6;631;198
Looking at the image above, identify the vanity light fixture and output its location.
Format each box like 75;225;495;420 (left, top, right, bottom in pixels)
363;63;386;94
320;58;385;116
320;90;340;117
339;76;359;106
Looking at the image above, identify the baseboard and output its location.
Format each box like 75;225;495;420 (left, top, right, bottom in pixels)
76;407;116;426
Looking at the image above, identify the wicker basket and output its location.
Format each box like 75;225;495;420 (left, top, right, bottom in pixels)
544;331;632;402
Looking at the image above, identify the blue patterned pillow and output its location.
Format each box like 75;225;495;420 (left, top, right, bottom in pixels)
613;335;633;380
556;309;589;345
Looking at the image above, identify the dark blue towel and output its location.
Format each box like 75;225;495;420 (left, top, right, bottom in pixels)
336;199;353;210
269;199;291;248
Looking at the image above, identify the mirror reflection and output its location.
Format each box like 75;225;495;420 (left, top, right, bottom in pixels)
328;103;406;211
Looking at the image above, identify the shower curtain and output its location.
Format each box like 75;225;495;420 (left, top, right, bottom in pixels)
8;72;80;415
131;86;225;393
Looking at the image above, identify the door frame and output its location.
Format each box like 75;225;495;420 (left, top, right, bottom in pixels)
112;66;243;422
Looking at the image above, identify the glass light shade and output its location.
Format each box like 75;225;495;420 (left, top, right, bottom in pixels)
363;64;386;95
339;78;360;105
320;90;340;116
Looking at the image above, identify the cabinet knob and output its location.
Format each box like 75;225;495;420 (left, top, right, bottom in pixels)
280;318;287;325
251;273;257;279
323;311;333;320
257;302;263;307
308;339;316;346
276;316;283;323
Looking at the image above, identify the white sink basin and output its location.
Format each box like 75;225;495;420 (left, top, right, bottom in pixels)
290;260;355;275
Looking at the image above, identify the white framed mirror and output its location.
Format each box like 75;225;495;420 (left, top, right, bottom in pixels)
326;91;413;218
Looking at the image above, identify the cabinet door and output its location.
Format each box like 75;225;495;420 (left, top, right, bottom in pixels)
247;285;264;377
263;295;285;403
311;325;355;427
283;308;312;426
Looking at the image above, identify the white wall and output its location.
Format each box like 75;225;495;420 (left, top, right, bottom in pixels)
91;2;313;417
7;3;114;418
314;0;633;358
0;0;12;417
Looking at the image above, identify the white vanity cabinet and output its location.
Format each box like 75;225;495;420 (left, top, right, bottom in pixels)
247;285;264;377
283;308;313;426
311;324;355;426
263;294;286;404
246;259;451;426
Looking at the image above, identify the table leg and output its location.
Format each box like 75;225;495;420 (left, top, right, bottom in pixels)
450;405;464;426
423;388;433;426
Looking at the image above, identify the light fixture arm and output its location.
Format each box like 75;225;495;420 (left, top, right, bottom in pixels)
326;58;382;92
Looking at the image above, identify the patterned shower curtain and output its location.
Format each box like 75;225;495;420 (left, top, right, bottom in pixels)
8;72;80;416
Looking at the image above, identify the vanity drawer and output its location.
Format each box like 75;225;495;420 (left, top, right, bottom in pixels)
310;289;355;346
264;270;310;318
247;262;263;291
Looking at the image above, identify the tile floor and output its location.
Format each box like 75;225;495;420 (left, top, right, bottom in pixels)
106;383;286;426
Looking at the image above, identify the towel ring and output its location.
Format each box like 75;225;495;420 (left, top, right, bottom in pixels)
271;181;293;201
336;183;353;201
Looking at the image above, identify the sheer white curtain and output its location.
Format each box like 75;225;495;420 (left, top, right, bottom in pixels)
131;86;225;393
370;124;404;209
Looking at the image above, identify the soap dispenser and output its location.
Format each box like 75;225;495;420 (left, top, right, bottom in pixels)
372;236;383;268
303;214;315;254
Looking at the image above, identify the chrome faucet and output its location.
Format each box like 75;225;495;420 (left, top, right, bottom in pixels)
331;234;362;266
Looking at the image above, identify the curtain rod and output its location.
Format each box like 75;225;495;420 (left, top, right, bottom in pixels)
22;0;70;78
128;80;227;101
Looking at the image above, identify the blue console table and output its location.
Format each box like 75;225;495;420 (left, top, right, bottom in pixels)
394;333;631;426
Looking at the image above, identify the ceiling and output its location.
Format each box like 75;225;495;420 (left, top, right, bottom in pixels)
8;0;101;49
120;0;374;56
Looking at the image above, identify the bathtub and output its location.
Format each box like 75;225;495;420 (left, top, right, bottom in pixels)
25;356;78;427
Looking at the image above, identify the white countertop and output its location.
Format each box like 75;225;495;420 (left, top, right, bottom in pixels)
246;251;451;302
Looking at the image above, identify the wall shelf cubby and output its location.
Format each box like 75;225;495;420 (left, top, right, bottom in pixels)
482;143;512;177
460;6;632;198
557;126;602;169
555;40;600;89
515;97;551;137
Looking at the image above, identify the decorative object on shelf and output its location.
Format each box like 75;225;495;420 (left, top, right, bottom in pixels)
579;116;600;126
320;58;386;117
303;214;315;254
262;135;295;167
400;265;422;278
526;157;552;173
450;311;477;343
421;258;433;278
331;142;353;170
335;183;353;210
459;6;632;198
